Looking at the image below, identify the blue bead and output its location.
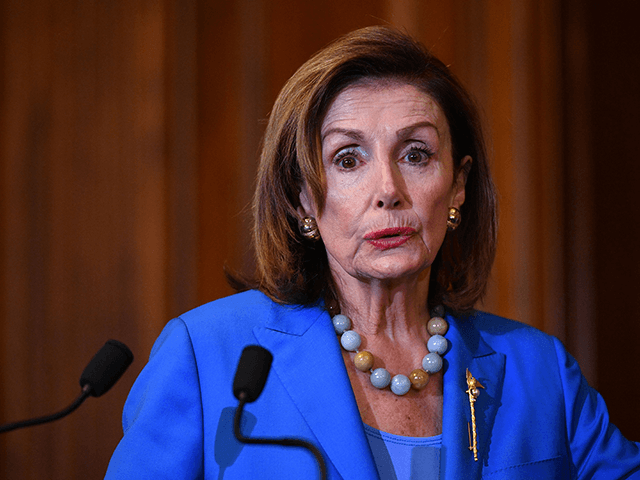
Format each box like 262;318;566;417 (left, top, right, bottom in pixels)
422;353;443;373
370;368;391;389
340;330;361;351
427;335;448;355
390;375;411;395
332;314;351;334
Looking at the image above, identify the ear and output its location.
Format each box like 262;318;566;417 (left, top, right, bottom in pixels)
451;155;472;209
298;185;317;218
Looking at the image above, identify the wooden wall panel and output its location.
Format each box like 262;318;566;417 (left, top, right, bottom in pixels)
0;0;198;478
164;0;198;319
562;0;598;389
197;1;251;303
587;1;640;440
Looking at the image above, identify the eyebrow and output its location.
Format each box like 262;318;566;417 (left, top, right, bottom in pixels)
396;121;440;139
321;121;440;143
321;128;365;143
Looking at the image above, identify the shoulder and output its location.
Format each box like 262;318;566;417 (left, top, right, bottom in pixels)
179;289;276;323
459;310;559;356
451;310;569;394
452;310;580;423
177;289;317;330
157;290;326;356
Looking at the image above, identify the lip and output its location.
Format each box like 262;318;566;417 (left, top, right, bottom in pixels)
364;227;416;251
364;227;416;240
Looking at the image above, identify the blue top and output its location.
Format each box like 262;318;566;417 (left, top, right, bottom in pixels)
364;424;441;480
105;290;640;479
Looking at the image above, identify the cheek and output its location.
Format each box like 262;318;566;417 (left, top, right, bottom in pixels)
321;180;369;226
317;187;372;263
317;194;355;243
414;187;453;236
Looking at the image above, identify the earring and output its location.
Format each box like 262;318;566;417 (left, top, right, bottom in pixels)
300;216;321;241
447;207;461;231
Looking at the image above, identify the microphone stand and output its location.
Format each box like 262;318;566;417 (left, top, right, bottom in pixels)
234;391;328;480
0;385;91;434
0;339;133;435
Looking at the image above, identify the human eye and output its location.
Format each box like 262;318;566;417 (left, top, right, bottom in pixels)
402;144;435;165
333;147;362;170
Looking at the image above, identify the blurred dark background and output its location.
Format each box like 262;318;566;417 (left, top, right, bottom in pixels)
1;0;639;478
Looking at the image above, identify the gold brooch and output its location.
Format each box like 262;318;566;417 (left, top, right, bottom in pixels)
466;369;484;461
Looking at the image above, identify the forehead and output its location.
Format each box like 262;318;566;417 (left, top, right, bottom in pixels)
321;79;449;139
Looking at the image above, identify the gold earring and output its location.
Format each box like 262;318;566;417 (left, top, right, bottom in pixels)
300;216;321;241
447;207;461;231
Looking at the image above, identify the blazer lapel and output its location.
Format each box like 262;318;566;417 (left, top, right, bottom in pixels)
442;313;506;480
253;303;379;480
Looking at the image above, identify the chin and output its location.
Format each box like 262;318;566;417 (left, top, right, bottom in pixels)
362;255;430;281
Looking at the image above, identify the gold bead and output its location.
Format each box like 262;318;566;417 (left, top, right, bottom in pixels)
354;351;374;371
427;317;449;336
409;369;430;389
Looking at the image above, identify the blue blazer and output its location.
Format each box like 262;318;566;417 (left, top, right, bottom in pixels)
105;290;640;479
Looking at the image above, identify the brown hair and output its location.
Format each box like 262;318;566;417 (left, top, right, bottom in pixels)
234;25;497;313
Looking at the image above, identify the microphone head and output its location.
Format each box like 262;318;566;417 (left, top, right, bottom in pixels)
80;340;134;397
233;346;273;403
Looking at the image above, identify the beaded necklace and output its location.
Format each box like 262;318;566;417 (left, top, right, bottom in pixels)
332;306;449;396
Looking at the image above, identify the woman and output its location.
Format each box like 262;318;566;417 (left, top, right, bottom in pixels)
106;26;640;479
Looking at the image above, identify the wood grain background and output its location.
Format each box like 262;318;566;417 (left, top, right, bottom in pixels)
1;0;639;478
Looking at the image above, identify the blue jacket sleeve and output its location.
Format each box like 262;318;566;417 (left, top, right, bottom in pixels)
554;337;640;479
105;318;204;479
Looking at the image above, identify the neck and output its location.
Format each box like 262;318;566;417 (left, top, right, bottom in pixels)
332;267;432;342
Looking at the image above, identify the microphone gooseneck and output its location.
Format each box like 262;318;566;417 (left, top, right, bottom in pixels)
232;345;327;480
0;339;133;434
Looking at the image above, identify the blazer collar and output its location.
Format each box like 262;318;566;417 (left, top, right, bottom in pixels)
253;303;505;480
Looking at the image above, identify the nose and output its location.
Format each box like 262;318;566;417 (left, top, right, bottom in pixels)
374;161;406;209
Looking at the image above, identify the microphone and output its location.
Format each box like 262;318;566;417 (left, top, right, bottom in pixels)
232;345;327;480
233;345;273;403
0;339;133;434
80;339;134;397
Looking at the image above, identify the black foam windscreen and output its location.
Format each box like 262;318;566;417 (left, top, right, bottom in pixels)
79;339;134;397
232;346;273;403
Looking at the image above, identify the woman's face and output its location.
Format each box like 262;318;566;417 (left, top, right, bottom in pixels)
299;80;469;285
